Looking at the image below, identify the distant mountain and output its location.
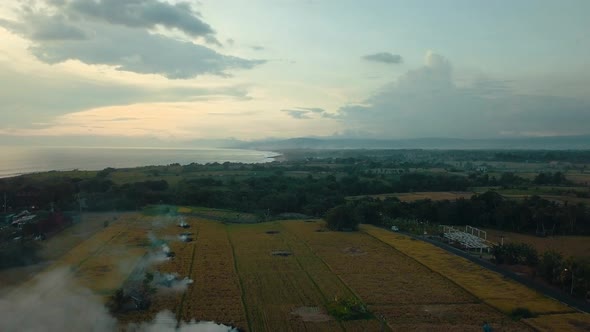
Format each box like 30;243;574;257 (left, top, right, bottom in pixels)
227;135;590;150
3;134;588;150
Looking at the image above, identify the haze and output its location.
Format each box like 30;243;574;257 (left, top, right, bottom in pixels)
1;0;589;145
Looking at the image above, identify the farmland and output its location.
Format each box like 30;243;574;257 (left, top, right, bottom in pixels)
10;213;577;330
484;229;590;258
347;191;475;202
0;212;139;292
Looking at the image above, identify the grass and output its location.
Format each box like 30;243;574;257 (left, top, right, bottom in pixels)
362;225;574;316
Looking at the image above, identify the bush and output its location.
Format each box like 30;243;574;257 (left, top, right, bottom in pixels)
492;243;538;266
325;204;359;231
538;250;564;284
326;298;372;321
510;307;536;320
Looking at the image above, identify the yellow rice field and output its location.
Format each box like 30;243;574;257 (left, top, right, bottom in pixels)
13;213;588;331
285;221;527;331
362;225;574;316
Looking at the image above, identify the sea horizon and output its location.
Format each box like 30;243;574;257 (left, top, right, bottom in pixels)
0;146;279;178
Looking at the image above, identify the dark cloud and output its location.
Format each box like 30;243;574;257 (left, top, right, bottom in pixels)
282;109;311;119
362;52;403;64
28;23;264;79
340;52;590;138
66;0;219;45
282;107;338;120
0;0;265;79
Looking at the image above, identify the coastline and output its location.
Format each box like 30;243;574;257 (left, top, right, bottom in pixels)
0;146;281;179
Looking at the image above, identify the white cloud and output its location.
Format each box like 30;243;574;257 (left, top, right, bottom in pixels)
339;51;590;138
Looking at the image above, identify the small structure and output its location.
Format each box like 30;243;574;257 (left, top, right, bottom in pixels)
441;225;493;253
476;166;488;173
271;250;293;257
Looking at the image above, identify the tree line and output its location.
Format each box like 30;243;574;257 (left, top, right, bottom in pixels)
326;192;590;235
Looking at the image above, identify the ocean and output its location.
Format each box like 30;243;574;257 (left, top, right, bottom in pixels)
0;146;279;178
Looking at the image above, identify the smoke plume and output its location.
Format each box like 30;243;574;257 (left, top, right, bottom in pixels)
0;269;237;332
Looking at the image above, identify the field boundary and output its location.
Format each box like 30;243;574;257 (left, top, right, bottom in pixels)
226;228;252;331
175;228;199;325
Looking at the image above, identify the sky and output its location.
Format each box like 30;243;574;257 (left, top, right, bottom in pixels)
1;0;589;145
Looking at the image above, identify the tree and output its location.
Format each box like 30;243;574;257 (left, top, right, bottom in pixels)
325;204;359;231
538;250;564;284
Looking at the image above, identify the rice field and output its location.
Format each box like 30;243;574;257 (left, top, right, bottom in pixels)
15;214;589;331
48;213;150;295
362;225;574;315
284;221;527;331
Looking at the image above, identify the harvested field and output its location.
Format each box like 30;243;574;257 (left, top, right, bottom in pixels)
50;214;149;294
347;191;474;202
283;221;528;331
565;173;590;186
485;229;590;258
362;225;573;316
6;214;583;331
0;212;131;291
503;194;590;205
227;222;346;331
180;220;247;329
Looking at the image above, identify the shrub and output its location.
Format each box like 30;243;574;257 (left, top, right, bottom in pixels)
492;243;538;266
326;298;372;321
510;307;536;320
325;204;359;231
538;250;564;284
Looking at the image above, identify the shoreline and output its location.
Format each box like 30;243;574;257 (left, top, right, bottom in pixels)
0;147;281;180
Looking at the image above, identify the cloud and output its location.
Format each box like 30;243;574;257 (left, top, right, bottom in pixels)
340;51;590;138
0;1;265;79
251;45;265;51
362;52;403;64
0;63;250;126
64;0;219;44
282;109;311;119
281;107;339;120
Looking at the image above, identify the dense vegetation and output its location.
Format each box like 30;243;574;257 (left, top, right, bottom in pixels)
492;243;590;299
351;192;590;235
1;155;589;235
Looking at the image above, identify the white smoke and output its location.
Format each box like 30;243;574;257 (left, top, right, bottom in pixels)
153;272;194;293
129;311;238;332
0;268;117;332
0;269;238;332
